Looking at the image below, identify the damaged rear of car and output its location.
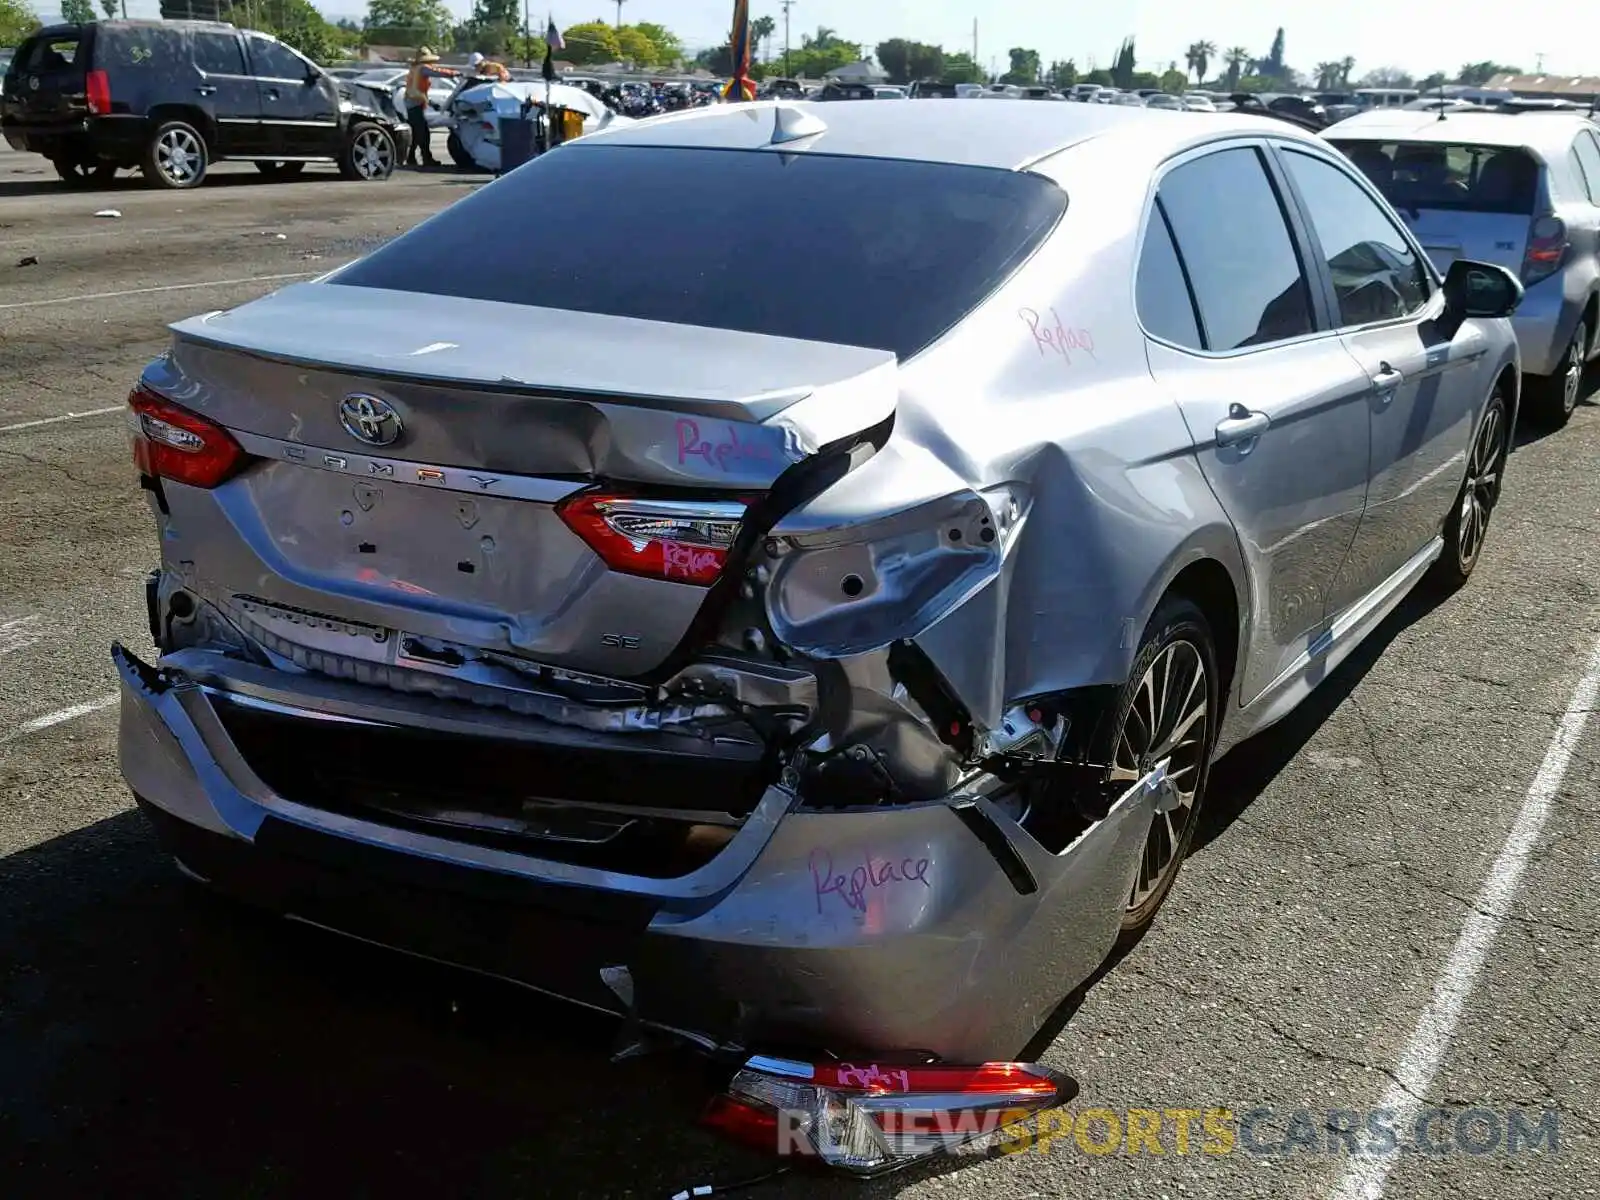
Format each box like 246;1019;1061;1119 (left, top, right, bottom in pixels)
116;113;1210;1076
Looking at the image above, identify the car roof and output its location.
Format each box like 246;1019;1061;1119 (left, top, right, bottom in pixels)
577;98;1325;170
1326;108;1596;156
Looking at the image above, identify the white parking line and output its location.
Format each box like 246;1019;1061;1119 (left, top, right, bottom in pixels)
0;271;316;312
0;693;119;748
0;406;122;435
0;615;44;657
1330;628;1600;1200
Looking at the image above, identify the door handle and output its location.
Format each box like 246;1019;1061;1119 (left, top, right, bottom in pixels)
1215;405;1271;448
266;88;280;101
1371;362;1404;402
195;85;217;96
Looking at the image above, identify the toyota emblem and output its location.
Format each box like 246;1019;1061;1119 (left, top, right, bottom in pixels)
339;393;402;447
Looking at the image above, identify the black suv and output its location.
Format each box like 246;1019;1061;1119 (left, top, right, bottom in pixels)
1;20;411;188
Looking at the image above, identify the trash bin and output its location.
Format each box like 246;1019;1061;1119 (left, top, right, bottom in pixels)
498;114;536;174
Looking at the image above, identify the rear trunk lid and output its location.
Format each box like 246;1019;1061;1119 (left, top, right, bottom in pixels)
151;282;897;680
1331;137;1543;274
1;26;91;132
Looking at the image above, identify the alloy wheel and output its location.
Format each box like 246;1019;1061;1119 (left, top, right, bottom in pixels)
157;128;202;185
351;128;393;179
1457;400;1506;572
1110;640;1210;910
1561;330;1585;416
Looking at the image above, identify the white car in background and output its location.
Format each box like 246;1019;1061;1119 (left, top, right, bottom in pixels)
446;80;630;171
358;68;459;129
1183;93;1217;111
1145;93;1184;110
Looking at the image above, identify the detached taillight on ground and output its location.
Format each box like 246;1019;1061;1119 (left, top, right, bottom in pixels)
703;1057;1072;1176
1522;215;1567;284
558;493;746;585
128;384;249;489
85;69;111;116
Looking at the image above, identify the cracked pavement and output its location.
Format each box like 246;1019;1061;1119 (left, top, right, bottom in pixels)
1;138;1597;1199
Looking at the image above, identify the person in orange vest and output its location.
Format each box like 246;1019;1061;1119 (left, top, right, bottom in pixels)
403;48;461;168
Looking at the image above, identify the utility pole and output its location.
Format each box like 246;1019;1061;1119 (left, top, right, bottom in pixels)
522;0;531;67
1535;52;1546;72
780;0;795;78
972;18;977;66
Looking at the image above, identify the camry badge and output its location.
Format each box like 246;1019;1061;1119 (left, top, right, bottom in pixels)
339;393;402;447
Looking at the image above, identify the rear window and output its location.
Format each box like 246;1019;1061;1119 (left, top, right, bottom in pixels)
334;145;1067;360
1331;140;1541;214
15;34;82;73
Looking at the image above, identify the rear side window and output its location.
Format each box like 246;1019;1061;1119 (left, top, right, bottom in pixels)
1155;147;1315;351
193;31;246;77
1136;203;1203;350
1331;140;1540;214
1281;150;1429;326
333;145;1068;360
1570;131;1600;204
95;23;185;69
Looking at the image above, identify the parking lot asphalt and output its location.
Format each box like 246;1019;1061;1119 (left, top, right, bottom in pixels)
1;137;1598;1200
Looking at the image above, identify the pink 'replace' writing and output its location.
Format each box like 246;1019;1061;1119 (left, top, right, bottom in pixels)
1019;307;1096;365
809;848;932;915
834;1063;912;1092
659;540;722;578
675;418;778;472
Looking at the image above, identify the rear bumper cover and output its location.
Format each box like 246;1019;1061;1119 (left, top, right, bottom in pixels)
115;642;1157;1061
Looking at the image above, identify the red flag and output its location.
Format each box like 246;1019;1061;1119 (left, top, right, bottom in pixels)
722;0;756;101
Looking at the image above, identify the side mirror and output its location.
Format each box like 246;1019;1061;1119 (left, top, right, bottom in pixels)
1443;259;1523;319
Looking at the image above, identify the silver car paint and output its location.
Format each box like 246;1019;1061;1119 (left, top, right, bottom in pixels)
118;102;1521;1060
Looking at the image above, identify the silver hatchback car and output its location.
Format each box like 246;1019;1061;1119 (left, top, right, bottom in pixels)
1328;109;1600;426
114;101;1522;1107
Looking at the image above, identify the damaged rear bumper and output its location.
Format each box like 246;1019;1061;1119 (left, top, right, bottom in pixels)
115;642;1159;1062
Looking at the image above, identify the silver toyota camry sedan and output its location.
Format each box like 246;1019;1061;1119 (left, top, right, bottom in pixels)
113;99;1522;1167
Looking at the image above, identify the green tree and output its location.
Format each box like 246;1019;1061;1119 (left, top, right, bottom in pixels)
616;25;655;65
1417;71;1447;92
1001;46;1040;86
0;0;38;40
1160;68;1187;94
750;14;774;62
940;50;982;84
99;0;118;17
1111;37;1135;89
1045;59;1077;89
1085;67;1113;87
1261;27;1284;77
875;38;914;82
1185;40;1214;85
1458;60;1521;84
633;21;680;64
1222;45;1249;89
1360;66;1414;88
906;42;943;81
364;0;452;45
60;0;93;21
1314;61;1342;89
562;19;620;64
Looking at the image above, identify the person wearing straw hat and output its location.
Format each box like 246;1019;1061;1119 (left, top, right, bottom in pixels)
403;47;460;168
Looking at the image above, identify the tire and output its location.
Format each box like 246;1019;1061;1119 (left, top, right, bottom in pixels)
53;158;117;187
1428;384;1510;591
142;120;208;189
338;122;396;181
1524;317;1589;429
1101;596;1221;945
446;130;475;169
255;161;306;180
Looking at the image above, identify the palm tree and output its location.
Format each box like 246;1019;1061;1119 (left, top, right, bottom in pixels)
1338;56;1356;87
614;0;625;31
751;14;776;63
1185;40;1215;85
1224;45;1249;90
1314;61;1341;89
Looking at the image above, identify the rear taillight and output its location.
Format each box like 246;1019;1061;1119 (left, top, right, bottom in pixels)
1522;215;1567;284
704;1058;1072;1175
128;383;249;489
85;69;111;116
557;492;746;585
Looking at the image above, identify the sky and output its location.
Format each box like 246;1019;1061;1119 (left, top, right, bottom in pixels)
62;0;1600;80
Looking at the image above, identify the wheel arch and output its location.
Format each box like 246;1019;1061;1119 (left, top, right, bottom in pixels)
144;105;216;151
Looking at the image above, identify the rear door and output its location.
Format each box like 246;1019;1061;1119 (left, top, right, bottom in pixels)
2;28;90;132
1139;143;1376;706
1331;137;1540;273
1275;143;1481;610
189;27;265;156
245;33;338;156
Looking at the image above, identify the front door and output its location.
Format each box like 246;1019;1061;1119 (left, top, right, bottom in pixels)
1272;145;1485;611
245;34;339;157
188;28;266;156
1139;144;1375;706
